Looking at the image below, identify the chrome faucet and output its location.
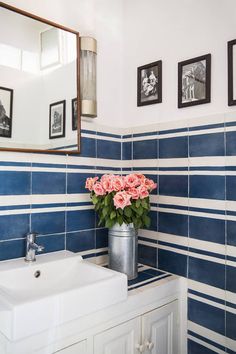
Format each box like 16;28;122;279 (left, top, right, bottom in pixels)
25;232;44;262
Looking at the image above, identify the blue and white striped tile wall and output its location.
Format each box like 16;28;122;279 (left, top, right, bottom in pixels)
0;126;122;264
122;113;236;354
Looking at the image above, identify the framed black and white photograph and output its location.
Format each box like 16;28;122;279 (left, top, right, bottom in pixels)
72;98;77;130
49;100;66;139
228;39;236;106
178;54;211;108
0;86;13;138
137;60;162;106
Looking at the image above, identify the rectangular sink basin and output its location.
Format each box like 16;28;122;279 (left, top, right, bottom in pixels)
0;251;127;340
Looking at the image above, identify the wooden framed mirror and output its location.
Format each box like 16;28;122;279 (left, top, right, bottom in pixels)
0;2;80;154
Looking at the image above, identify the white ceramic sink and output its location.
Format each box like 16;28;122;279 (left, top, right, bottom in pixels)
0;251;127;340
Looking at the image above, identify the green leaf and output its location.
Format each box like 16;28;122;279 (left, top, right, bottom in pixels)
124;207;132;218
105;218;115;228
136;206;143;216
143;215;151;228
118;215;123;225
135;199;141;208
92;195;98;204
110;210;116;219
102;206;109;217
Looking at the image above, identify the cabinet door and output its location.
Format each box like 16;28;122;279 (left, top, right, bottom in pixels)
142;301;178;354
56;340;87;354
94;318;141;354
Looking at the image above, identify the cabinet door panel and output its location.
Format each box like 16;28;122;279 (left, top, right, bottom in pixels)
56;340;87;354
142;301;178;354
94;318;141;354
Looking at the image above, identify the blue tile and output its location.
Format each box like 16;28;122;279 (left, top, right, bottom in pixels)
188;339;220;354
189;133;224;157
67;209;95;232
159;175;188;197
97;139;121;160
67;172;96;194
190;175;225;200
159;136;188;159
159;212;188;236
149;210;158;231
227;221;236;246
38;233;65;253
66;229;95;253
0;171;31;195
96;228;108;249
226;131;236;156
189;216;225;244
138;244;157;268
0;214;30;241
0;239;25;261
32;172;66;194
128;271;153;286
80;136;96;158
226;312;236;340
188;298;225;336
226;176;236;201
122;141;132;160
143;268;165;277
189;257;225;289
133;139;157;160
31;211;65;235
226;265;236;293
158;249;187;276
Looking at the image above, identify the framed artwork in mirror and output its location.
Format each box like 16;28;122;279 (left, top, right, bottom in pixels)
228;39;236;106
0;86;13;138
178;54;211;108
49;100;66;139
0;2;80;154
72;98;77;130
137;60;162;106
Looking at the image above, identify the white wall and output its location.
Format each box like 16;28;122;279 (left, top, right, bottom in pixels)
2;0;124;128
123;0;236;127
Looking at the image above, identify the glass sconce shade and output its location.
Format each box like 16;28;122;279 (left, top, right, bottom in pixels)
80;37;97;117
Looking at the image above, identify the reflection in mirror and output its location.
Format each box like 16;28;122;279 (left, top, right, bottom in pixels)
0;4;80;153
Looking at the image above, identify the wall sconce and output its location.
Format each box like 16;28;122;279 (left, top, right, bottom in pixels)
80;36;97;118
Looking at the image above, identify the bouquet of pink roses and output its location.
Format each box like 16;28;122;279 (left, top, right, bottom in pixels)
85;173;157;229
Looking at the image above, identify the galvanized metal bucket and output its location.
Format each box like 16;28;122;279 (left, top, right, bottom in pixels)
108;223;138;280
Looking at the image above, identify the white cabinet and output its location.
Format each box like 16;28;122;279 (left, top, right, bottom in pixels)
94;301;178;354
56;340;87;354
94;318;141;354
142;301;178;354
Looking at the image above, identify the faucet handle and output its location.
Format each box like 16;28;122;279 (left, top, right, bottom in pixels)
26;232;39;243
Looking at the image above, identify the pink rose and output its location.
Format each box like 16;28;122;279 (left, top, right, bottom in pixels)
137;185;149;199
124;173;140;188
113;176;125;191
101;174;114;193
143;178;157;191
127;187;139;200
113;191;132;209
85;177;99;191
93;182;106;196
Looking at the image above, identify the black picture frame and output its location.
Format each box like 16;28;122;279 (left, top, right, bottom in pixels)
72;98;77;131
137;60;162;106
228;39;236;106
0;86;13;138
178;54;211;108
49;100;66;139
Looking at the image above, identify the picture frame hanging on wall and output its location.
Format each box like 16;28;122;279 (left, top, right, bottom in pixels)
72;98;77;131
228;39;236;106
49;100;66;139
178;54;211;108
0;86;13;138
137;60;162;106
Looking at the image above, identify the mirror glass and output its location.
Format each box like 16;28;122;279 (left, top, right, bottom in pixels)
0;5;80;153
